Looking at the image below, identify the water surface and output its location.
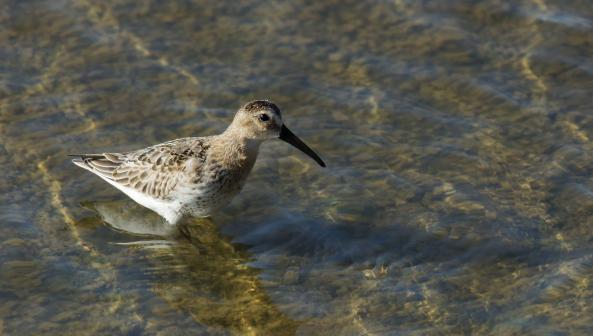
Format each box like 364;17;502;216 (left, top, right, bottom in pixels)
2;0;593;334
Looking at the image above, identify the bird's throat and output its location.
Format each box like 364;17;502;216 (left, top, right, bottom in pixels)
214;132;261;170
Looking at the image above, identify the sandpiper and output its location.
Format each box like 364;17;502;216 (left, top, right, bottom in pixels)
70;100;325;224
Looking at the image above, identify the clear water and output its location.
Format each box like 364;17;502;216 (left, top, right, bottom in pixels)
2;0;593;334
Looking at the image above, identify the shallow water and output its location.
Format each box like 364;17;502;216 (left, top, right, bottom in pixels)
2;0;593;334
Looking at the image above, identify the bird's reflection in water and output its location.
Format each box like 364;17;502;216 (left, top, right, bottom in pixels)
81;200;299;335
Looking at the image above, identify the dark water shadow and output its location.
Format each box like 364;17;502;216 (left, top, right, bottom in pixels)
213;210;591;334
222;209;564;271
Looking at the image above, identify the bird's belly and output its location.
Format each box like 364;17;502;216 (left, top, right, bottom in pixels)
109;182;183;224
179;175;247;216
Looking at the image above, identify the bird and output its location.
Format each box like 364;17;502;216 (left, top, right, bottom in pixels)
70;100;325;224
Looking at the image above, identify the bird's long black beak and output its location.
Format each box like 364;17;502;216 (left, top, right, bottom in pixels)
279;125;326;167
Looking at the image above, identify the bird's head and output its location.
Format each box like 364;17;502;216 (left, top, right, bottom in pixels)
229;100;325;167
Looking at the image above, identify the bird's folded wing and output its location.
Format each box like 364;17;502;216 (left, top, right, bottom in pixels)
71;140;207;200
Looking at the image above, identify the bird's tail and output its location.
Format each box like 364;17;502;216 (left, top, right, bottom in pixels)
68;154;105;169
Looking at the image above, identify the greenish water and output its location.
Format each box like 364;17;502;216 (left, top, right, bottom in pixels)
2;0;593;334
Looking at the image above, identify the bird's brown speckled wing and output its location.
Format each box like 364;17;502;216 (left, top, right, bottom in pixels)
72;138;210;200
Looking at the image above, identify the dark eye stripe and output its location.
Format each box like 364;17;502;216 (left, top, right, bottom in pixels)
258;114;270;122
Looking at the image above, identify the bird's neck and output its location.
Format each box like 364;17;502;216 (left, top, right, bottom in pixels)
214;129;262;169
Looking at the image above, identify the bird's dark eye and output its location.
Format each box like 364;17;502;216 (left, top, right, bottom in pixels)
258;114;270;122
